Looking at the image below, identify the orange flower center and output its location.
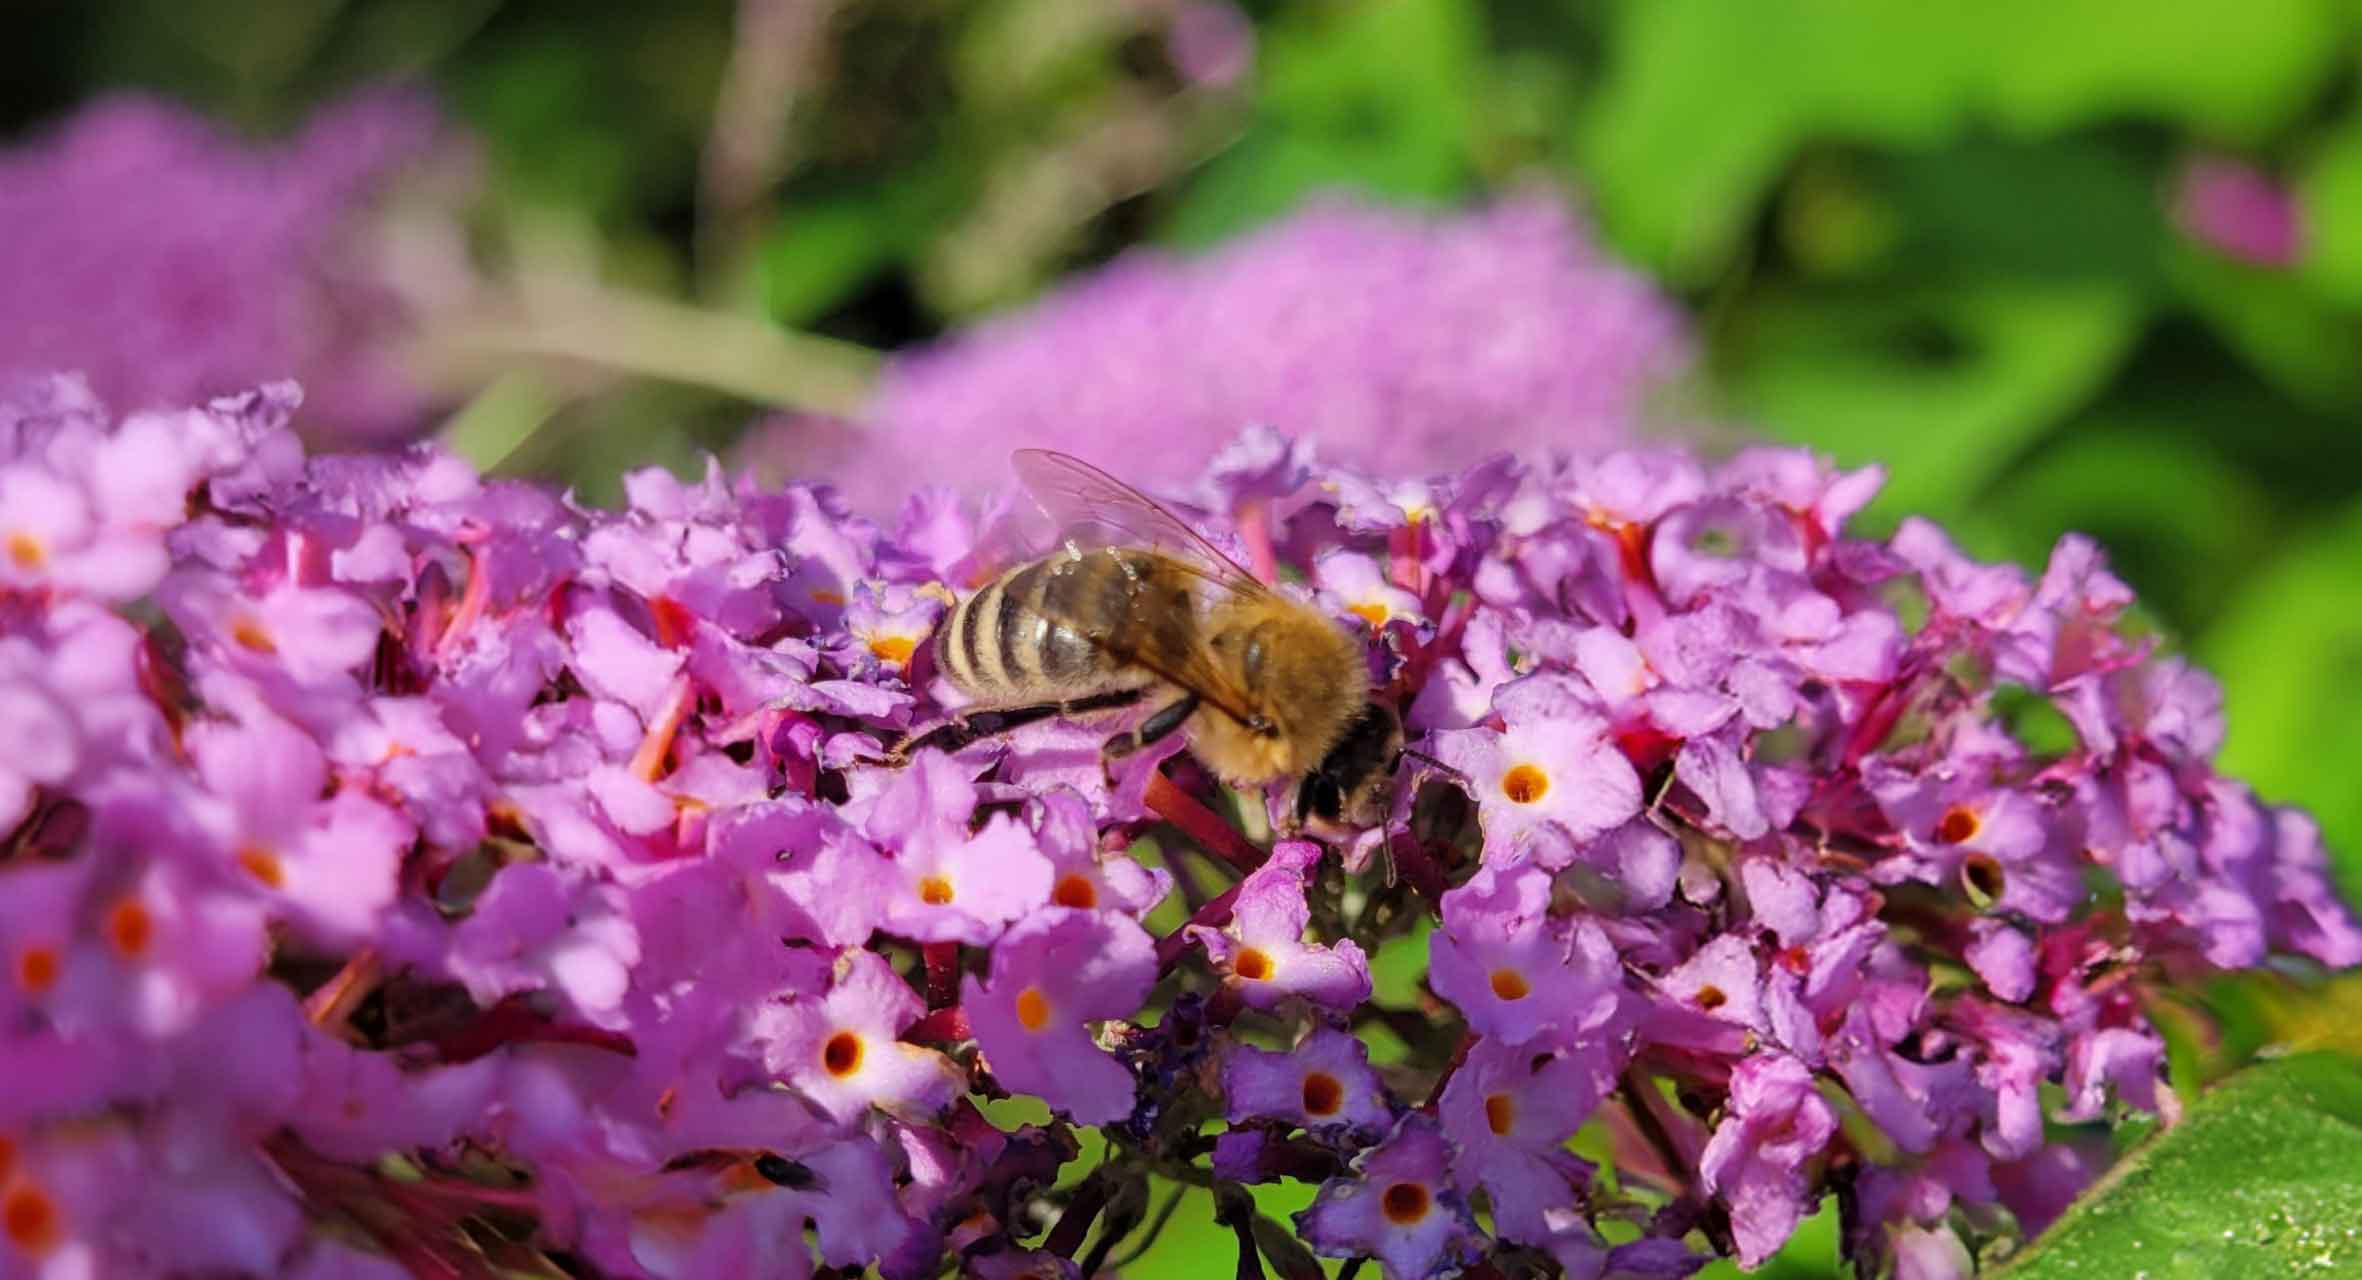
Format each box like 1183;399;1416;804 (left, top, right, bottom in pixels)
1300;1072;1344;1117
1051;874;1098;909
4;531;45;569
1488;968;1531;1001
1485;1092;1517;1137
1380;1181;1432;1225
1014;986;1052;1032
229;615;277;654
1501;764;1550;805
1694;984;1728;1011
916;875;955;906
1233;947;1275;982
1347;602;1391;628
2;1183;60;1256
236;845;286;889
14;946;59;994
1935;805;1981;844
103;899;153;959
822;1031;864;1078
867;635;917;665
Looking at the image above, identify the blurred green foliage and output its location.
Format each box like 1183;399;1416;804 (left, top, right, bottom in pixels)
10;0;2361;1273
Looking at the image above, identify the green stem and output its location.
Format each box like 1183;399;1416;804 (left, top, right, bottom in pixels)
423;280;881;417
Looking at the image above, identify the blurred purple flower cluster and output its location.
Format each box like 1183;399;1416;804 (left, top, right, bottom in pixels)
0;90;451;445
758;191;1691;511
2170;154;2306;268
2;377;2353;1280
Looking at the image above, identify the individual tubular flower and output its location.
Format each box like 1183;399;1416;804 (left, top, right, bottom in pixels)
1437;1035;1618;1245
185;709;411;946
756;948;962;1124
1428;858;1623;1046
1699;1053;1839;1267
964;907;1156;1124
1221;1025;1394;1135
1027;787;1171;917
1429;673;1644;865
1296;1115;1485;1280
864;750;1054;945
1188;840;1371;1012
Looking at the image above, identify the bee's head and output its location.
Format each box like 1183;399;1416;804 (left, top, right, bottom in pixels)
1289;702;1404;835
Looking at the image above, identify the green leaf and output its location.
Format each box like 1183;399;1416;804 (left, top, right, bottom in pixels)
1972;0;2346;139
435;372;563;474
2200;495;2362;905
1947;423;2269;639
1576;0;2346;280
1866;137;2169;291
759;170;960;328
2170;242;2362;414
1158;0;1481;247
2298;118;2362;309
1721;280;2142;526
1996;1052;2362;1278
1693;1196;1843;1279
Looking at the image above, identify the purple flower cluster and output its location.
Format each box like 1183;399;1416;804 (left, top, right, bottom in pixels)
2;376;2353;1280
2170;153;2307;267
0;90;450;444
752;191;1692;511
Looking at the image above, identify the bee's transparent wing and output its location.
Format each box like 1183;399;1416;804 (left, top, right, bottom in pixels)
1010;449;1269;598
1006;449;1270;728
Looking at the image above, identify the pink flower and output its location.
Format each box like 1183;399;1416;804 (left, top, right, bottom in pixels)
964;908;1155;1124
1700;1054;1839;1266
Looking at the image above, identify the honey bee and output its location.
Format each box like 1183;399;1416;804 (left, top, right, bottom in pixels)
896;450;1403;833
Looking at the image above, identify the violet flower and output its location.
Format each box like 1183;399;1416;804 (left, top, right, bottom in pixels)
0;377;2351;1277
745;190;1692;509
0;92;454;443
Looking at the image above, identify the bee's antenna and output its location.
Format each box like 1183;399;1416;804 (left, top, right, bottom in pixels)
1398;746;1465;781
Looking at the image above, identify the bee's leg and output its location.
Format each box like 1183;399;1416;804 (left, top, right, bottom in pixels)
894;688;1147;760
1102;692;1200;761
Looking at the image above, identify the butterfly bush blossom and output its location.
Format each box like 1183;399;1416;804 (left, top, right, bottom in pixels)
0;89;453;444
750;190;1691;510
1;378;2355;1280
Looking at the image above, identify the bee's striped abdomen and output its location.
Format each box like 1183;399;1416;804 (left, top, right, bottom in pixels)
936;554;1135;701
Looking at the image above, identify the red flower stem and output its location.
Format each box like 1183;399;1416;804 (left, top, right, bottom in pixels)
265;1137;487;1280
302;947;381;1030
1387;521;1429;597
1419;1031;1478;1115
1156;882;1242;972
431;997;637;1064
1143;771;1265;876
902;1004;973;1044
1387;834;1450;909
385;1175;544;1216
923;942;960;1008
1618;1069;1702;1195
1043;1172;1109;1258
